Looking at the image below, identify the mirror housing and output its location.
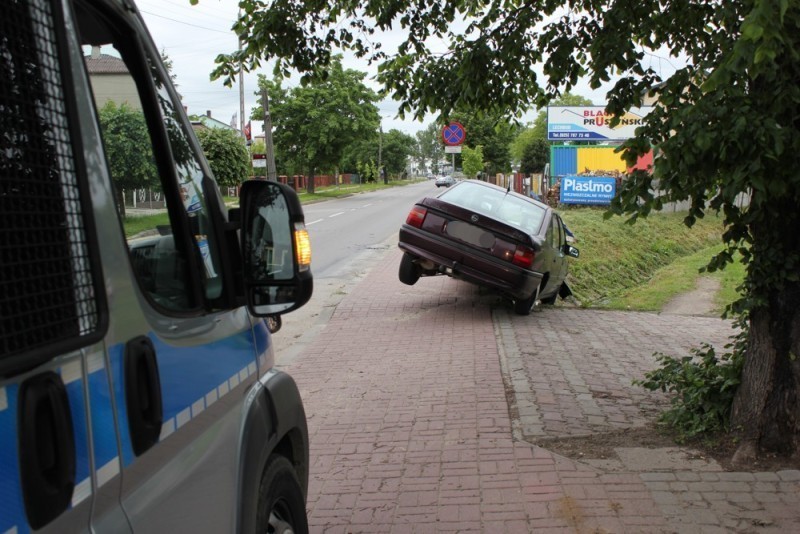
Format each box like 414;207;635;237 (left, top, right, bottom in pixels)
239;180;313;317
564;244;580;258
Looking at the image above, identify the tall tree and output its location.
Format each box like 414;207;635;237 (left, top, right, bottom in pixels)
461;145;485;179
97;101;157;218
414;123;444;174
195;127;250;187
214;1;800;461
251;56;380;193
519;139;550;175
381;129;416;176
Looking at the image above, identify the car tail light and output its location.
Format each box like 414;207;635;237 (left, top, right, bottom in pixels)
406;206;428;228
511;245;535;269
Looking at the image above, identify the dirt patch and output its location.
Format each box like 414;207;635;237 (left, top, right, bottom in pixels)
661;276;721;316
532;423;800;472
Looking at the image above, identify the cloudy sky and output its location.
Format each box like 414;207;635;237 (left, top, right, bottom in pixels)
136;0;683;137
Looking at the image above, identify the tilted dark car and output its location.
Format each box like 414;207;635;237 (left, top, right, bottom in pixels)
398;180;579;315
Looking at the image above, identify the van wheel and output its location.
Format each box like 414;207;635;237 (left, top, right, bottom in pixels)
266;315;282;334
255;455;308;534
398;253;420;285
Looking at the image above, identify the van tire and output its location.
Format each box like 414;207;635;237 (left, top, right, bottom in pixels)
255;455;308;534
398;253;420;285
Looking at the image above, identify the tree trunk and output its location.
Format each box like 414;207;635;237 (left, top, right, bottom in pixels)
116;187;126;219
306;169;315;195
731;217;800;461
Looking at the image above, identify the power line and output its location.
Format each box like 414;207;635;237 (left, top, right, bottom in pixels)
139;9;234;35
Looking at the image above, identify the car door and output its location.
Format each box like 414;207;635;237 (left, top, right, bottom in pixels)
550;214;570;290
540;213;567;297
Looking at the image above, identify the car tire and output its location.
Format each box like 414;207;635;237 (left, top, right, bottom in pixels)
540;285;559;305
255;455;309;534
514;292;536;315
398;253;420;285
514;282;542;316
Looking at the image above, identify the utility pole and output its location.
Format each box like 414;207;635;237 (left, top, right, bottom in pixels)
262;88;277;181
237;14;244;134
378;123;386;184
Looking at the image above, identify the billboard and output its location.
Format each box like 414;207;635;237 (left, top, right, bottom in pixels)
547;106;653;141
559;176;617;205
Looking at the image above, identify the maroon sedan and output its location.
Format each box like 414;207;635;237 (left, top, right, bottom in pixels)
398;180;579;315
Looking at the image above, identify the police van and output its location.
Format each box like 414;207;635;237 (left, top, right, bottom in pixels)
1;0;313;532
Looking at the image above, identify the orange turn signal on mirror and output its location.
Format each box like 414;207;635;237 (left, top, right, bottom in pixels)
294;223;311;271
406;206;427;228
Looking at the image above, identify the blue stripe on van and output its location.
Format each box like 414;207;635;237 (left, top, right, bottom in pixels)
0;384;26;534
111;327;263;468
0;370;92;533
64;376;91;502
88;363;119;483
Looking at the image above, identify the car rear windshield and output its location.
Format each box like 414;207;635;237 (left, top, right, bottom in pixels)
439;182;545;234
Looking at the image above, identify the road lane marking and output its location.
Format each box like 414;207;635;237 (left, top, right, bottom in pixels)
307;219;323;226
329;212;345;218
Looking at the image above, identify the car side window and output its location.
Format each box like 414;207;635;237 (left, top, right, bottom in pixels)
553;215;566;249
80;4;223;312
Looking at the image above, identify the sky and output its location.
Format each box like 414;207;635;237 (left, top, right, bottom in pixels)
135;0;684;138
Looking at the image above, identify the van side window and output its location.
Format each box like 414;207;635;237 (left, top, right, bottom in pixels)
1;0;107;376
80;4;223;312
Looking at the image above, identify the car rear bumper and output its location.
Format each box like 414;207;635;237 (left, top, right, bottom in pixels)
399;225;542;299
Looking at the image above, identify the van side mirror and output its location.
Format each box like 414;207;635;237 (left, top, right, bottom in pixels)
239;180;313;316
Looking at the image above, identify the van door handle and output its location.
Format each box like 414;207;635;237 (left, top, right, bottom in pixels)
124;336;163;456
18;372;76;529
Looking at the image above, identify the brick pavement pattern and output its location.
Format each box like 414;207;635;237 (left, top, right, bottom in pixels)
283;248;800;533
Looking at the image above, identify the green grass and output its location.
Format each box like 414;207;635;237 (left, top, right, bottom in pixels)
561;207;744;310
606;244;746;314
123;212;170;238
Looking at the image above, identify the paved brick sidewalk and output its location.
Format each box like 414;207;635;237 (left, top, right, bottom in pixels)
282;248;800;533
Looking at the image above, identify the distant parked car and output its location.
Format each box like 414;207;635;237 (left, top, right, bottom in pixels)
435;175;455;187
398;180;579;315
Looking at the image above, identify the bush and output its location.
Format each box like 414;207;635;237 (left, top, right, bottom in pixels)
634;318;746;440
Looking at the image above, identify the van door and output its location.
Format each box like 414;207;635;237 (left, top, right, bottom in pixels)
1;1;117;532
74;1;267;531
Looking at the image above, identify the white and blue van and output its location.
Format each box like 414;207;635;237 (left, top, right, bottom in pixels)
1;0;313;532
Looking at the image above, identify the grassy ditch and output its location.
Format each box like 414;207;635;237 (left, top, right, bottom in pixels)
561;207;744;311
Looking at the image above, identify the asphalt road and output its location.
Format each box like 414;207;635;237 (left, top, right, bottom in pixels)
301;180;437;278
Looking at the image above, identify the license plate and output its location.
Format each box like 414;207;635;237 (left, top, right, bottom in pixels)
446;220;496;248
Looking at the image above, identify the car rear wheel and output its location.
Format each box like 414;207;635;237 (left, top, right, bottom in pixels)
514;283;541;316
398;253;421;285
